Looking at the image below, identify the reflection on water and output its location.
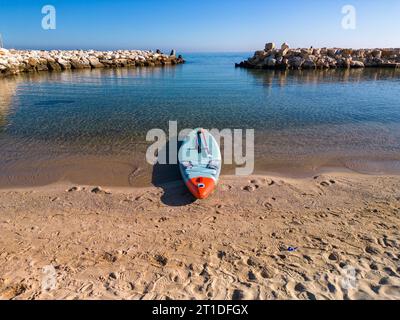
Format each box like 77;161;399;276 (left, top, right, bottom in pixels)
0;53;400;187
0;77;20;132
246;67;400;88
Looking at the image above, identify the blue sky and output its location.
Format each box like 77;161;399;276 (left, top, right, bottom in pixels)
0;0;399;51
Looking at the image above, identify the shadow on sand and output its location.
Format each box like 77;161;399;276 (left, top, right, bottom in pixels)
151;139;196;206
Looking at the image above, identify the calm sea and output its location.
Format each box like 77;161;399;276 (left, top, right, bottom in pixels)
1;53;400;187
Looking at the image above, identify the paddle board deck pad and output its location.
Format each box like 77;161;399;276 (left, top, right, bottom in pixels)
179;128;221;199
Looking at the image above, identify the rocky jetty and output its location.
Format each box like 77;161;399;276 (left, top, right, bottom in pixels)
236;42;400;70
0;48;185;77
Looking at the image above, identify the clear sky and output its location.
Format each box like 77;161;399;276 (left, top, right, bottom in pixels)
0;0;399;51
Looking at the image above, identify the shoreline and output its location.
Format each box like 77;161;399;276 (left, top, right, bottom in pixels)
0;48;185;78
1;172;399;300
1;153;400;189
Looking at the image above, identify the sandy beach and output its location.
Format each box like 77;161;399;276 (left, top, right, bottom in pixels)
1;172;399;300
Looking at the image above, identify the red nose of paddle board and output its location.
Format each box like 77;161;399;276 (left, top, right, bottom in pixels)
186;177;215;199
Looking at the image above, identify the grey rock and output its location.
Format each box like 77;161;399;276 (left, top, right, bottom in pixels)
265;42;275;51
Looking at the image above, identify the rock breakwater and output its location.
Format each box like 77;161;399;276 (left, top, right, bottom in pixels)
0;49;185;77
236;42;400;70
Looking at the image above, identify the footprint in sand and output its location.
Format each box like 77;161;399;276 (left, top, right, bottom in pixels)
102;252;118;263
365;245;382;255
328;252;340;262
232;289;245;300
327;282;337;293
246;256;262;268
217;251;226;259
379;277;391;285
294;283;316;300
91;187;111;195
220;184;233;191
294;282;307;292
320;179;336;187
0;282;28;299
370;263;379;271
154;254;168;267
383;267;397;277
242;185;258;192
242;178;273;192
67;186;82;192
262;201;273;210
253;178;275;186
260;267;274;279
248;271;257;281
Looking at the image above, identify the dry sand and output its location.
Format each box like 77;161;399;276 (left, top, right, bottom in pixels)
0;172;399;300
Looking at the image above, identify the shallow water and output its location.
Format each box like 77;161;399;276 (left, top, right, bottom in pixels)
1;53;400;187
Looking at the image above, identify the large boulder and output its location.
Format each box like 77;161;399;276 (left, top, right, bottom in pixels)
57;58;71;70
342;48;353;55
279;47;289;57
70;58;90;69
177;55;185;64
3;63;19;75
312;48;321;56
326;56;337;68
372;50;382;58
114;58;129;67
28;57;39;67
36;58;49;71
265;42;275;51
303;58;316;69
381;49;396;59
327;49;337;57
281;42;289;50
280;58;289;69
337;57;352;68
47;60;62;71
288;56;304;69
351;61;365;68
353;49;365;58
88;57;104;68
300;49;312;57
265;57;276;67
0;48;9;56
254;50;267;58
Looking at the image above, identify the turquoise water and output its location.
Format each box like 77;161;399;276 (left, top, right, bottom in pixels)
1;53;400;185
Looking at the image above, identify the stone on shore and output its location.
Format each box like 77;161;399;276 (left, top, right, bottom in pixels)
237;42;400;70
351;61;365;68
88;57;104;68
0;49;185;77
47;60;62;71
265;42;275;51
70;58;91;69
57;58;71;70
281;42;289;50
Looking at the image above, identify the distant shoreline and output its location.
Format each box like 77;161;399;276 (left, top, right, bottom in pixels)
0;48;185;78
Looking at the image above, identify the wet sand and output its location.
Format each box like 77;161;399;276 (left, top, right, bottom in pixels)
1;148;400;189
0;172;399;300
1;123;400;189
